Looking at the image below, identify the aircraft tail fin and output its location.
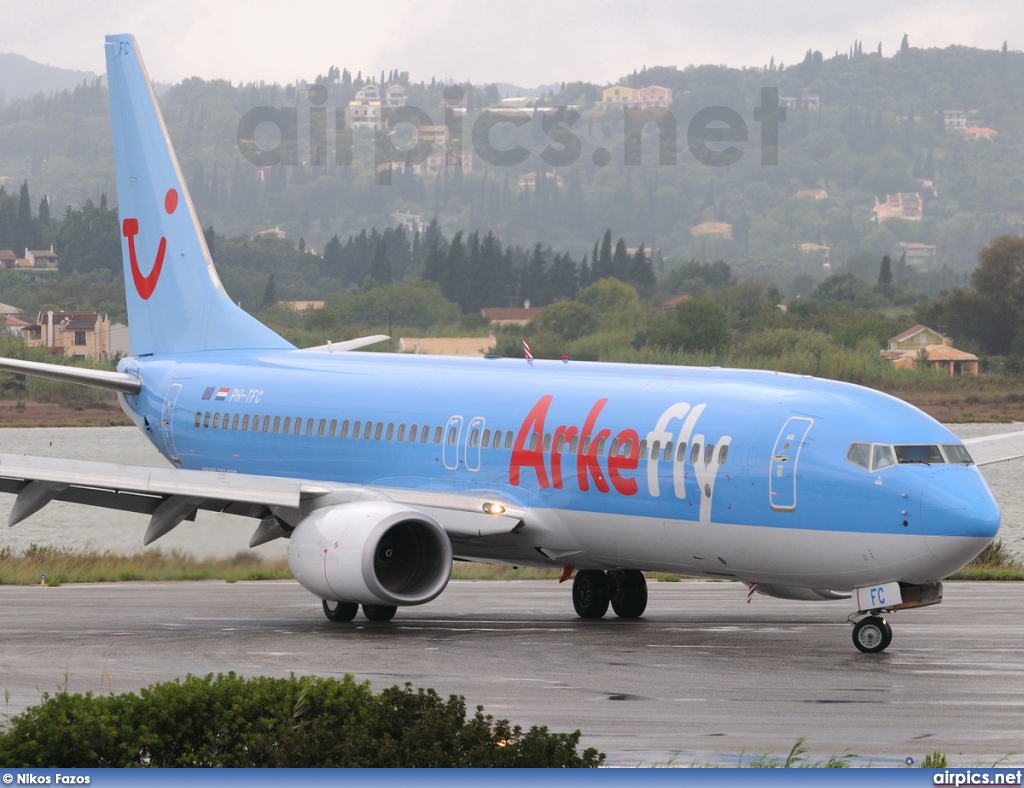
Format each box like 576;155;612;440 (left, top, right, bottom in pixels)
105;34;293;356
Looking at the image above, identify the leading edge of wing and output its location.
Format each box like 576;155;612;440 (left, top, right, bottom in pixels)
0;454;523;540
962;429;1024;466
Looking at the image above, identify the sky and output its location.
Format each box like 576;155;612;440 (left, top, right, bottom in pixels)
1;0;1021;88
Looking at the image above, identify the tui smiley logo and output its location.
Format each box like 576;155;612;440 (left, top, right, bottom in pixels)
123;188;177;299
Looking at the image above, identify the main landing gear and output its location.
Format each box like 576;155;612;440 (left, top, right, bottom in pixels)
572;569;648;619
322;599;397;623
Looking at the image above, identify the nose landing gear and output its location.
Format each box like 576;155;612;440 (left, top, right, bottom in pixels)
851;615;893;653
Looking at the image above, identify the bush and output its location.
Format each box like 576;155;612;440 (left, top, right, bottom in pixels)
0;673;604;768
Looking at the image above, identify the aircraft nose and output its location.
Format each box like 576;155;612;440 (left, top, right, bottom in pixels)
921;467;1000;573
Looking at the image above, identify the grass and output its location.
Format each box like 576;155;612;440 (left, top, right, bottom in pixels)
0;545;292;586
1;542;1020;586
949;539;1024;580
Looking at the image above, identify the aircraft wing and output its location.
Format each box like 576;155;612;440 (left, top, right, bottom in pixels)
962;429;1024;466
0;454;524;548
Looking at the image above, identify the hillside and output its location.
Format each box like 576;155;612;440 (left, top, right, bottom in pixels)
1;42;1024;300
0;52;97;102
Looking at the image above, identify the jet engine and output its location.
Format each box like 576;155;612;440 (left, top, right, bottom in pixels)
287;500;452;606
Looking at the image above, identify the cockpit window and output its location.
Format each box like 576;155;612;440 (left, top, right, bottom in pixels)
846;443;871;470
872;444;895;470
895;445;944;465
848;441;972;471
942;444;974;464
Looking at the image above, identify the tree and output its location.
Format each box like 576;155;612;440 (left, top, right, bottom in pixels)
262;274;277;308
648;297;731;354
876;253;892;286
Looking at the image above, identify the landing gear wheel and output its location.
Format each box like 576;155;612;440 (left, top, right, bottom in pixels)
322;599;358;622
572;570;610;619
608;569;648;618
362;604;397;622
852;616;893;653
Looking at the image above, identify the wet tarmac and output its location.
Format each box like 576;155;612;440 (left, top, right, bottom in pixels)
1;579;1021;767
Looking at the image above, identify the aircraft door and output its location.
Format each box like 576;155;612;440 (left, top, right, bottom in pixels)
161;382;183;463
442;415;463;470
769;416;814;511
464;417;485;472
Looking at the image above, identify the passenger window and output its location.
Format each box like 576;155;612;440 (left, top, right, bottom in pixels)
543;433;551;452
651;440;661;459
471;428;480;448
448;427;457;446
704;443;715;465
597;436;606;456
409;423;417;441
294;417;302;435
375;423;383;440
352;420;361;437
194;413;201;428
569;435;578;454
397;424;406;442
493;429;502;449
624;438;634;456
340;420;349;438
872;444;895;471
581;436;591;455
242;415;250;431
204;412;211;429
609;437;618;455
846;443;871;470
364;422;372;439
213;413;221;429
482;428;490;447
433;426;442;444
223;413;231;430
664;441;673;461
262;415;270;433
530;433;538;451
329;419;337;437
386;423;394;440
639;439;648;459
690;443;701;464
505;431;514;450
283;417;291;434
718;445;729;465
676;442;687;462
273;416;281;434
231;414;239;430
318;419;326;437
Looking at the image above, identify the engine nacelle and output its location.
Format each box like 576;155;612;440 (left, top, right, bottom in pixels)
287;500;452;606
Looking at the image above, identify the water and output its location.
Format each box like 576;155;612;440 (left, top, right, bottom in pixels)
0;427;286;560
0;424;1021;560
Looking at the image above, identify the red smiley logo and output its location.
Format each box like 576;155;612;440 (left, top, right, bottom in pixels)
123;188;177;300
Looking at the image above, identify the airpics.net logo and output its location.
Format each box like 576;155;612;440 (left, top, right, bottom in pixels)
235;86;786;179
932;769;1024;786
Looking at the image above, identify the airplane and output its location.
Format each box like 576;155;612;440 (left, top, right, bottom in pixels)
1;34;1022;654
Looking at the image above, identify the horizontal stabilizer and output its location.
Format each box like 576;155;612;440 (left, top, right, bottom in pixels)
302;335;390;353
0;357;141;394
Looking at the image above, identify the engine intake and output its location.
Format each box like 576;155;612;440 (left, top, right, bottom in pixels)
287;500;452;606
